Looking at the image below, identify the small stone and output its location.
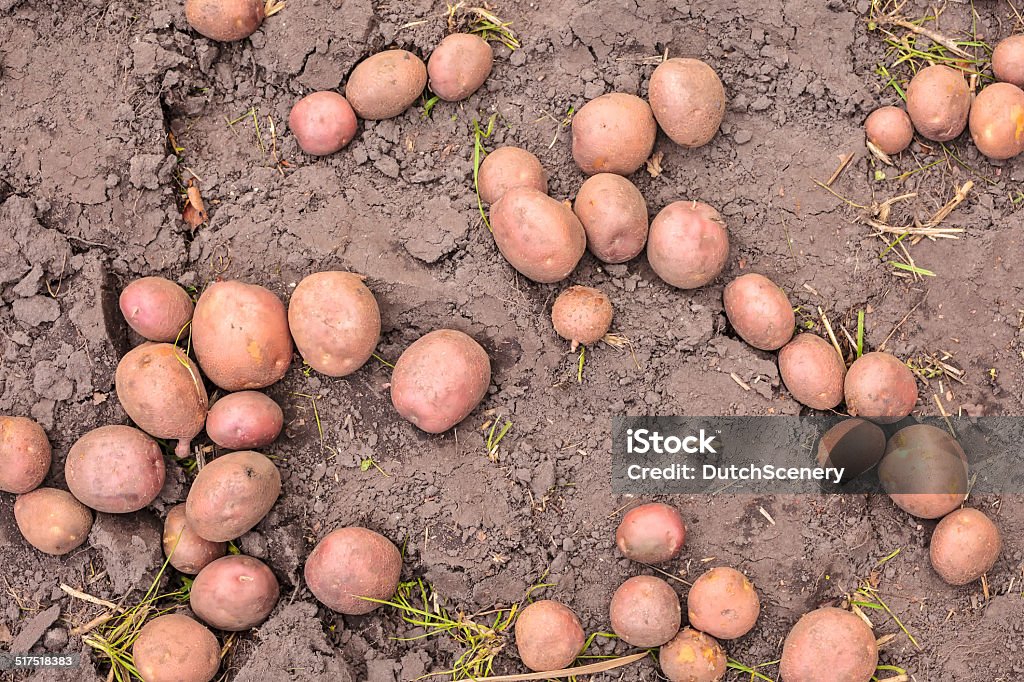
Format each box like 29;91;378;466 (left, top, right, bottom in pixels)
734;130;753;144
12;295;60;326
750;95;772;111
374;156;401;179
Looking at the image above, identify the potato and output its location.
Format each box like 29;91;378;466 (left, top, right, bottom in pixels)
686;567;760;640
571;93;657;176
192;280;293;391
14;488;92;556
390;329;491;433
163;504;227;575
490;187;587;283
184;0;264;42
119;276;194;343
929;507;1001;585
205;391;283;451
345;50;427;120
115;343;208;458
879;424;968;519
615;502;686;564
573;173;649;263
514;600;585;672
133;614;220;682
288;92;358;156
864;106;914;155
609;576;681;647
778;334;846;410
551;286;613;351
0;416;51;494
647;201;729;290
648;58;726;148
906;65;970;142
65;425;165;514
659;628;727;682
427;33;493;102
816;418;886;482
304;526;402;615
843;351;917;424
190;555;280;631
186;450;281;542
723;273;794;351
968;82;1024;160
288;271;381;377
993;35;1024;87
478;147;548;205
779;607;878;682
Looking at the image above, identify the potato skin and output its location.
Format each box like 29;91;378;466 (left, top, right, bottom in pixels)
649;58;726;148
778;334;846;410
119;277;194;343
879;424;968;519
615;502;686;564
205;391;283;451
865;106;914;155
0;416;51;494
686;567;760;640
390;329;491;433
427;33;493;102
514;600;585;672
185;0;264;42
163;504;227;575
66;425;165;514
133;614;220;682
723;274;795;351
346;50;427;120
659;628;727;682
573;173;649;263
843;352;916;424
304;526;402;615
288;271;381;377
968;82;1024;160
490;187;587;283
609;576;681;647
571;93;657;176
906;65;970;142
929;508;1001;585
551;286;613;351
190;555;280;631
816;418;886;482
289;92;358;156
647;201;729;289
185;451;281;542
14;488;93;556
993;35;1024;87
779;607;878;682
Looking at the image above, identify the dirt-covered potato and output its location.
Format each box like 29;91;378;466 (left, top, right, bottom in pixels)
514;600;586;672
864;106;914;155
119;276;194;343
0;416;51;494
779;607;878;682
163;504;227;575
879;424;968;519
65;425;165;514
571;93;657;175
186;451;281;542
968;82;1024;160
573;173;649;263
723;273;795;351
490;187;587;283
390;329;491;433
133;614;220;682
551;286;613;351
778;334;846;410
929;507;1001;585
288;91;358;156
427;33;493;102
205;391;283;451
609;575;681;647
816;418;886;482
660;628;727;682
843;351;917;423
615;502;686;564
994;35;1024;87
647;201;729;290
184;0;264;42
14;488;92;555
190;555;280;631
192;280;293;391
686;567;760;640
478;147;548;205
288;271;381;377
906;65;970;142
648;58;726;148
304;526;402;615
345;50;427;120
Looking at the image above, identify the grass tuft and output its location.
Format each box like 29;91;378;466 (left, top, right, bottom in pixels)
472;114;498;231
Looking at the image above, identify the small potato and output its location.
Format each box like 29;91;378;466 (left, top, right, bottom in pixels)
66;425;165;514
478;147;548;205
609;576;681;647
816;418;886;482
205;391;283;451
185;0;264;42
288;271;381;377
723;273;795;351
304;526;402;615
969;82;1024;160
345;50;427;120
119;277;194;343
843;351;917;424
659;628;727;682
573;173;649;263
551;286;613;351
686;567;760;640
192;280;293;391
289;92;358;156
490;187;587;283
993;35;1024;87
163;504;227;575
929;507;1001;585
778;334;846;410
0;415;51;494
571;93;657;176
648;58;726;148
514;600;585;672
779;607;878;682
191;555;279;631
865;106;914;155
647;201;729;290
906;65;970;142
879;424;968;519
615;502;686;564
133;614;220;682
14;488;93;556
186;451;281;542
427;33;493;102
390;329;491;433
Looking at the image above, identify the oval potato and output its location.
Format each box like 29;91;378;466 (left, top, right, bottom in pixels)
190;555;280;631
514;600;585;672
0;416;51;494
573;173;649;263
609;576;681;647
968;82;1024;160
119;277;194;343
490;187;587;283
993;34;1024;87
648;58;726;148
865;106;914;155
133;614;220;682
843;351;917;424
660;628;727;682
723;273;794;351
427;33;493;102
571;93;657;176
615;502;686;564
304;526;402;615
647;201;729;289
163;504;227;575
185;451;281;542
478;147;548;205
346;50;427;120
686;567;760;640
289;91;358;156
551;286;613;350
15;488;93;556
906;65;970;142
205;391;284;451
778;334;846;410
185;0;264;42
879;423;968;519
65;425;165;514
779;607;878;682
929;507;1001;585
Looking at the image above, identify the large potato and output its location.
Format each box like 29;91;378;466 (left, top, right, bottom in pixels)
723;273;795;351
14;488;93;556
609;576;681;647
288;271;381;377
993;35;1024;87
779;607;878;682
65;425;165;514
864;106;914;155
571;93;657;175
133;614;220;682
573;173;648;263
615;502;686;564
490;187;587;283
185;0;264;42
190;555;280;631
427;33;493;102
660;628;727;682
778;334;846;410
929;507;1001;585
816;418;886;482
185;451;281;542
551;286;613;351
346;50;427;120
478;147;548;204
843;351;917;423
205;391;283;451
648;58;726;148
968;82;1024;160
289;92;358;156
879;424;968;519
514;600;585;672
0;416;51;494
390;329;490;433
304;526;402;615
163;504;227;575
192;280;293;391
686;567;760;640
906;65;970;142
119;276;194;343
647;201;729;289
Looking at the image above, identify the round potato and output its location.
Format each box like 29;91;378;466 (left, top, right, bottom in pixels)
969;82;1024;160
289;91;358;156
478;147;548;205
133;614;220;682
778;334;846;410
345;50;427;120
993;35;1024;87
184;0;264;42
929;507;1001;585
288;271;381;377
879;424;968;519
514;600;585;672
390;329;491;434
0;416;51;494
660;628;727;682
185;451;281;542
427;33;493;102
723;273;795;351
119;277;194;343
573;173;649;263
490;187;587;283
615;502;686;564
648;58;726;148
906;65;970;142
551;286;613;351
647;201;729;289
571;93;657;176
779;607;878;682
816;418;886;482
65;425;165;514
304;526;402;615
14;488;93;556
843;351;917;424
163;504;227;575
687;567;760;640
609;576;681;647
191;555;279;631
865;106;914;155
205;391;283;451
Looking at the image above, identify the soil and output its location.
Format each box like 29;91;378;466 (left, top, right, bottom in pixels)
2;0;1024;680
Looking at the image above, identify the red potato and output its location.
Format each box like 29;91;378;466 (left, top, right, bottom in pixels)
686;567;760;640
816;418;886;482
968;82;1024;160
14;488;93;556
490;187;587;283
65;425;165;514
723;273;795;351
659;628;727;682
345;50;427;120
551;286;613;351
119;277;194;343
647;201;729;289
477;147;548;205
304;526;402;615
289;92;358;156
186;451;281;542
190;555;280;631
843;351;917;424
0;415;51;494
615;502;686;564
609;576;681;647
205;391;283;451
864;106;914;155
184;0;264;42
163;504;227;575
427;33;493;102
779;607;878;682
778;334;846;410
514;600;586;672
571;93;657;176
993;35;1024;87
906;65;971;142
648;58;726;148
573;173;649;264
929;507;1001;585
133;614;220;682
879;424;968;519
